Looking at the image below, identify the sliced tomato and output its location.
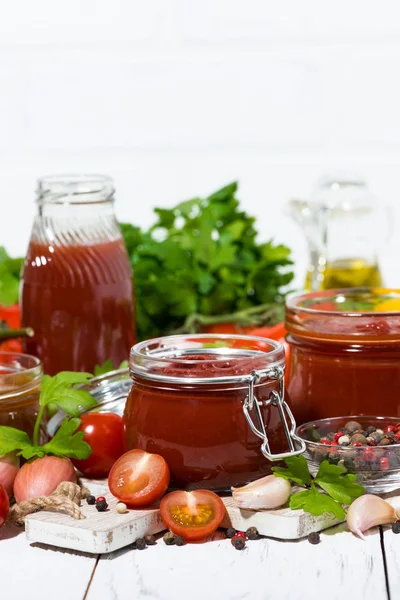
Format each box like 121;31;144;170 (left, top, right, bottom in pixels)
72;413;125;478
160;490;226;542
108;449;170;507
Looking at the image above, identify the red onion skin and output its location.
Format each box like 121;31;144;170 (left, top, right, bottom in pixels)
13;456;76;503
0;453;20;498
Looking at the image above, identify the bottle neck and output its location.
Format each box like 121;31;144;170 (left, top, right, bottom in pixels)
32;175;121;246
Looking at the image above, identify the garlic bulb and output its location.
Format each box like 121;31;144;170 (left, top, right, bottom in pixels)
232;474;291;510
347;494;397;540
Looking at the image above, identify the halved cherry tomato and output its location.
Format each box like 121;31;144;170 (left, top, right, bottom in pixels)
160;489;226;542
0;484;9;528
72;413;124;478
108;449;170;507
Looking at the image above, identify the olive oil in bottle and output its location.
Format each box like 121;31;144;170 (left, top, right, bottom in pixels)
305;257;382;291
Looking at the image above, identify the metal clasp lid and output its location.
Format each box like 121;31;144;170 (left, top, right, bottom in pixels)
243;365;306;461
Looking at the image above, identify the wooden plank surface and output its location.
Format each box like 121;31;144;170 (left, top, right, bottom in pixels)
25;489;342;554
0;523;97;600
86;525;389;600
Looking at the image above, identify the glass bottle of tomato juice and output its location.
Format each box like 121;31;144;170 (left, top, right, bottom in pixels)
21;175;135;374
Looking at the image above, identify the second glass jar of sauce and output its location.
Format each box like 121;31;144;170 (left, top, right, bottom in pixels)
21;175;135;374
285;288;400;424
0;352;43;441
124;334;304;491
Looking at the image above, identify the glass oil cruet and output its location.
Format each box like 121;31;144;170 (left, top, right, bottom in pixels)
288;174;387;292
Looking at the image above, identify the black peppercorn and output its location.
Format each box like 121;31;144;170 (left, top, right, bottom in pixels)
225;527;237;539
365;426;376;436
163;532;176;545
144;534;156;546
245;527;259;540
96;499;108;512
86;495;96;505
175;536;185;546
392;521;400;534
232;536;246;550
308;532;320;545
135;538;147;550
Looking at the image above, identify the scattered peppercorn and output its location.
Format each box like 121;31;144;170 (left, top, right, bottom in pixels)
175;536;185;546
116;502;127;514
144;534;156;546
392;521;400;534
225;527;237;539
163;532;176;545
96;496;106;503
234;531;247;540
231;535;246;550
246;527;259;540
135;538;146;550
308;532;320;545
86;495;96;505
96;499;108;512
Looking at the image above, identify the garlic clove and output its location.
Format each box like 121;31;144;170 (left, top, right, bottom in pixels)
346;494;397;540
231;474;291;510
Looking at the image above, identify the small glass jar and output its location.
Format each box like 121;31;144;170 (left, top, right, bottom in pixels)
123;334;304;491
21;174;135;375
285;288;400;425
0;352;43;441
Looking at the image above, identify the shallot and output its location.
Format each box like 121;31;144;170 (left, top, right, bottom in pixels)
0;452;20;498
13;456;76;503
232;474;291;510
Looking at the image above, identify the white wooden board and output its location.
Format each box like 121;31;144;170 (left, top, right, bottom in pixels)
25;483;342;554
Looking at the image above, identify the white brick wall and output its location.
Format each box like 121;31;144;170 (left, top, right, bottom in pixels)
1;0;400;288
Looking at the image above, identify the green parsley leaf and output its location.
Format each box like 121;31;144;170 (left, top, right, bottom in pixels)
41;417;92;460
289;485;346;520
314;461;365;504
0;426;32;455
39;372;95;415
94;360;114;376
94;360;129;376
271;455;312;485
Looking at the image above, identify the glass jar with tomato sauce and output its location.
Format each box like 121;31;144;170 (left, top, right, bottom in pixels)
0;352;43;441
21;175;135;374
124;334;305;491
285;288;400;424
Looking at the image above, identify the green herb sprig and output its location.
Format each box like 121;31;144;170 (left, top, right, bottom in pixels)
0;372;97;460
272;456;365;520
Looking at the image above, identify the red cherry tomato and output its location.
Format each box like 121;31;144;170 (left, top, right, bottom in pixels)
108;449;170;507
160;490;226;542
72;413;124;478
0;484;9;528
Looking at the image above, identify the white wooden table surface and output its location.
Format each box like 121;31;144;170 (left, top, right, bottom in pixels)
1;521;399;600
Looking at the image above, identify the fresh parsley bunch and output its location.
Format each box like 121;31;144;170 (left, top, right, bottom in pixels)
272;455;365;520
121;182;294;341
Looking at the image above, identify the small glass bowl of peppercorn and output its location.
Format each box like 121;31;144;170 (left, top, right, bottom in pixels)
296;416;400;493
